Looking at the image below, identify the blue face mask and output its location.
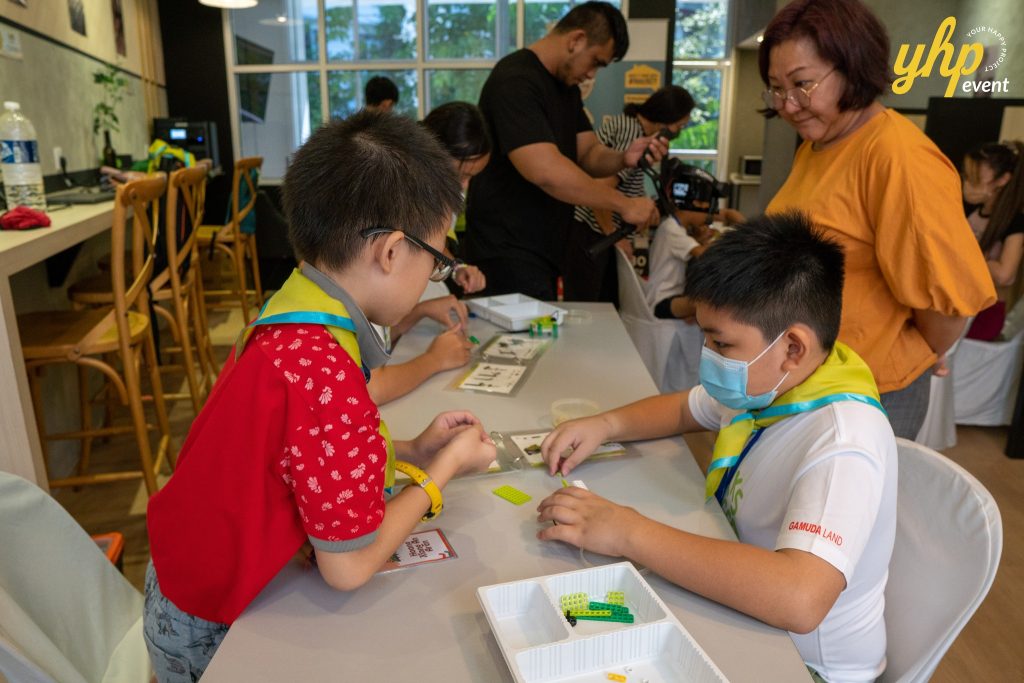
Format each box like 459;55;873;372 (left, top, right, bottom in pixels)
699;330;790;410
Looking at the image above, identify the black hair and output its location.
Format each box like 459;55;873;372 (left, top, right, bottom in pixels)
364;76;399;106
421;101;492;162
964;140;1024;254
283;110;462;271
553;1;629;62
623;86;695;123
684;211;845;350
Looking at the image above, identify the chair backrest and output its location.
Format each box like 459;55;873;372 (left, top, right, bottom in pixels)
0;473;149;683
228;156;262;237
615;246;655;322
152;163;209;294
879;439;1002;683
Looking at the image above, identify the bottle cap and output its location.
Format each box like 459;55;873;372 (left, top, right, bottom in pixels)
3;101;20;110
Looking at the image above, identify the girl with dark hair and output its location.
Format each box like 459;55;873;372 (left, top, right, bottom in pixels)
421;101;492;294
963;140;1024;340
565;85;695;303
761;0;995;440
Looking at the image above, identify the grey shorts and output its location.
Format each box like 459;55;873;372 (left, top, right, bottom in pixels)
143;560;229;683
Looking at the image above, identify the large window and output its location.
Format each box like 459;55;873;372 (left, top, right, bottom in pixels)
671;0;729;175
227;0;729;180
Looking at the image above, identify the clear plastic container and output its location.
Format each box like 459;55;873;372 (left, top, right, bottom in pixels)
0;101;46;211
551;398;600;427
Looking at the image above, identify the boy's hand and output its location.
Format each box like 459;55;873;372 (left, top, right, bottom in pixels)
426;326;473;371
453;264;486;294
541;415;612;476
536;486;642;557
417;295;468;329
434;424;497;477
413;410;481;463
624;133;668;169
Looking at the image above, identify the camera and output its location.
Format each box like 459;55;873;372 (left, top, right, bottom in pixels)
662;158;729;213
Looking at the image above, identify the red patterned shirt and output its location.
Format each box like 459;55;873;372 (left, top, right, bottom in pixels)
148;323;388;624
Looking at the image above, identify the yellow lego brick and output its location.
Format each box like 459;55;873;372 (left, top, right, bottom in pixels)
559;592;589;611
606;674;627;682
606;591;625;605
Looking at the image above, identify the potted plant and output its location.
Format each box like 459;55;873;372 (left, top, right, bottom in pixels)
92;64;129;167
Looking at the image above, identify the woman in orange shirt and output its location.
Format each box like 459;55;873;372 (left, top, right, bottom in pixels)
760;0;995;438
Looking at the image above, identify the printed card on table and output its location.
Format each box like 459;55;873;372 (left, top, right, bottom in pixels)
480;334;548;362
378;529;456;573
456;362;528;395
508;432;626;468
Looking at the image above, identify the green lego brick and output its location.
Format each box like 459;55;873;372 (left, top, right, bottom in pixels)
574;613;635;624
588;601;630;615
492;485;532;505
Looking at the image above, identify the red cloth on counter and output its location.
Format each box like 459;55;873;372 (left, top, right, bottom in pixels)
0;206;51;230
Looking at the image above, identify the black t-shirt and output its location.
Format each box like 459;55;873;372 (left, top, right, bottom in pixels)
464;49;592;273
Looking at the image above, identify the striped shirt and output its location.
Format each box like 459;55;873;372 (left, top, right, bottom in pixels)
574;114;646;235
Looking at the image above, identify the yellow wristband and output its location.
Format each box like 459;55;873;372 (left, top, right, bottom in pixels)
394;460;443;521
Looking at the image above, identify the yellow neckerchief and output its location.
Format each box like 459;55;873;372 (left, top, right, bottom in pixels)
236;269;396;488
706;341;884;502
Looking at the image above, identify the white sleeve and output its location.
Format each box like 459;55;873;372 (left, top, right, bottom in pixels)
663;221;700;262
687;384;724;432
774;446;885;583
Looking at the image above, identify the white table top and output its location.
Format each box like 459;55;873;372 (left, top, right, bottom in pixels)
0;202;116;276
202;303;808;682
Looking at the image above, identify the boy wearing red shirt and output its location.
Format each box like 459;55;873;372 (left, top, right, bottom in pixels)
143;111;496;681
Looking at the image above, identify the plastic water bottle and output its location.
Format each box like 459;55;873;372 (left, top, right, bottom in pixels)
0;101;46;211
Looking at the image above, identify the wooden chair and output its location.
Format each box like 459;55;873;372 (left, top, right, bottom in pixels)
148;162;218;412
18;175;172;495
197;156;264;321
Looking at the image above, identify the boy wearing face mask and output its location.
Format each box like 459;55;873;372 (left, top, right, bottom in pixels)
536;211;897;683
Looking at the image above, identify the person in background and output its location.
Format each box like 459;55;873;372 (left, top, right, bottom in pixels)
565;85;695;303
760;0;995;438
422;101;492;295
143;112;496;680
538;213;896;683
646;157;744;321
961;141;1024;341
464;1;664;301
365;76;399;113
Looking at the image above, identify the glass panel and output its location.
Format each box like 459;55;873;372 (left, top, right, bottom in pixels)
237;72;321;180
328;69;418;119
427;69;491;109
232;0;319;64
674;0;727;60
523;0;621;47
325;0;355;60
427;0;514;60
367;0;417;60
672;69;721;151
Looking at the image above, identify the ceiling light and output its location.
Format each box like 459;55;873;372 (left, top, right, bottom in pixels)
258;14;303;26
756;35;764;43
199;0;259;9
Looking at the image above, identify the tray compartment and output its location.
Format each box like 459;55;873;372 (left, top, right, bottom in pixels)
480;580;571;650
543;564;665;634
514;622;728;683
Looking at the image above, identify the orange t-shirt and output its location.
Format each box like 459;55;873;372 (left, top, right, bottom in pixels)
767;109;995;393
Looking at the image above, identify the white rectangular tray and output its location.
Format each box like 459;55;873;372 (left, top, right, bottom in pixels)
467;294;567;332
477;563;729;683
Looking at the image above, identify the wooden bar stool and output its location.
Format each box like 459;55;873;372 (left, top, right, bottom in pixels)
197;156;264;321
148;162;218;411
18;175;173;495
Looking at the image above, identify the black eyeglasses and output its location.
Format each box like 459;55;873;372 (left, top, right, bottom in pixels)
360;227;457;282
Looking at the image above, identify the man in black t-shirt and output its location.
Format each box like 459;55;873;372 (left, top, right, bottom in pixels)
464;1;664;300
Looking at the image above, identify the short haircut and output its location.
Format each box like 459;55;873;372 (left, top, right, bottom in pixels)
283;110;462;271
364;76;399;106
758;0;890;117
623;85;695;124
553;1;629;62
422;101;492;162
684;211;845;350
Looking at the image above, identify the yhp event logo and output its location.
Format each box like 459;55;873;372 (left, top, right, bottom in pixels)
892;17;1010;97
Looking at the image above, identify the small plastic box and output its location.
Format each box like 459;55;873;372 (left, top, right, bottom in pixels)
477;563;729;683
467;294;568;332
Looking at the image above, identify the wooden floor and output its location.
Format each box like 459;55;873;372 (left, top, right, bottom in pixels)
49;351;1024;680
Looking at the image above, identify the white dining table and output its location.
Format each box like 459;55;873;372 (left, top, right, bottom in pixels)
0;202;117;489
202;303;810;681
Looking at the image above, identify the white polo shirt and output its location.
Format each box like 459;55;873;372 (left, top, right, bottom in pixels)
689;385;898;683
